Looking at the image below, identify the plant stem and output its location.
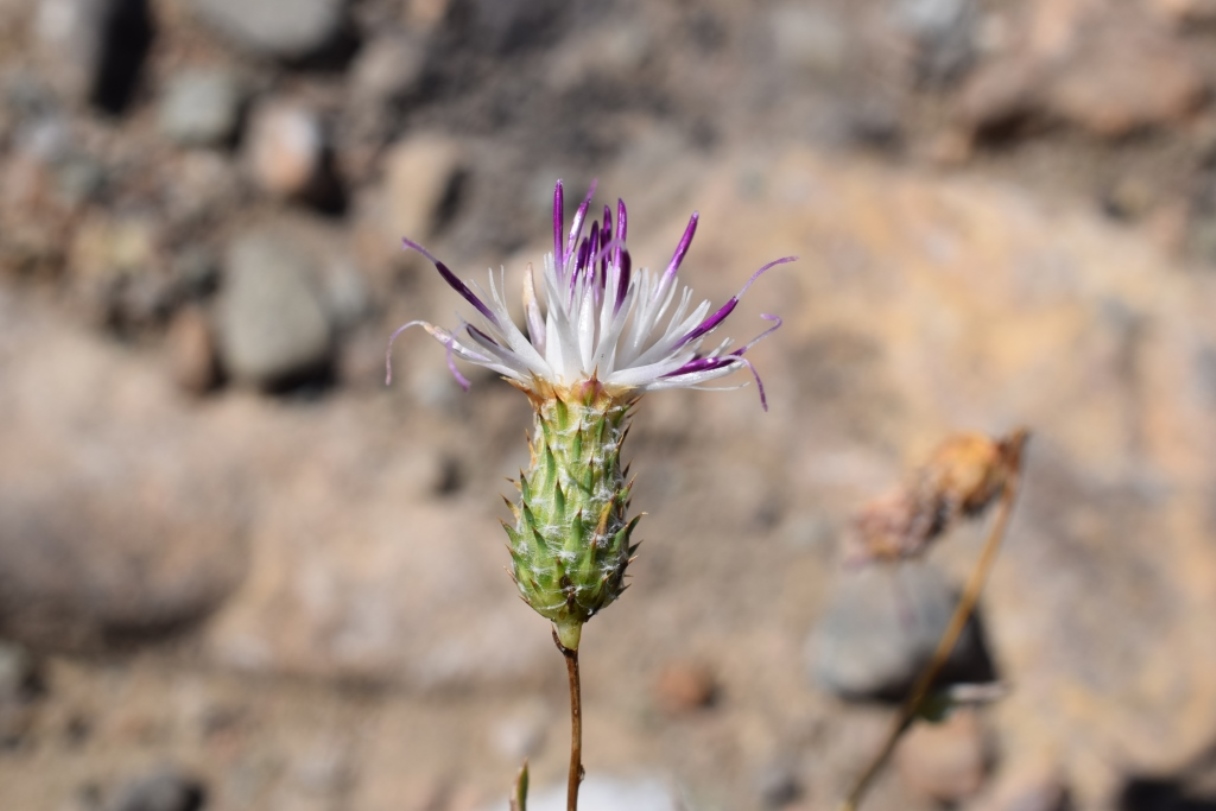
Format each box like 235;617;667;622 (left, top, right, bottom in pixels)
554;629;583;811
838;430;1028;811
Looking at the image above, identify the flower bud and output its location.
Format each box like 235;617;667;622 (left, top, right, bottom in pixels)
504;385;639;650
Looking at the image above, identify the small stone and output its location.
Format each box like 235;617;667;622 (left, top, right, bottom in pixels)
216;228;333;387
165;307;219;395
807;562;997;701
653;659;717;714
383;134;467;241
189;0;349;60
105;766;206;811
157;68;243;147
895;707;990;802
245;100;324;200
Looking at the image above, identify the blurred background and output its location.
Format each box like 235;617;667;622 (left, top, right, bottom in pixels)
3;0;1216;809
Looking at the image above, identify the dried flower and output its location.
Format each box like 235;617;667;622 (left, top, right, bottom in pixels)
849;430;1027;564
387;181;793;649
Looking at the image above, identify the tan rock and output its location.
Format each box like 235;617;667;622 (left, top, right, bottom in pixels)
164;305;219;395
654;659;718;714
956;0;1206;139
383;134;468;242
1045;11;1205;137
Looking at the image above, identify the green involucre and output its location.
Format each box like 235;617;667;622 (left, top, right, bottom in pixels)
506;394;640;649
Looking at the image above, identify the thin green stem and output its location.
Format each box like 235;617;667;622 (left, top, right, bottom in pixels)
839;430;1028;811
555;629;583;811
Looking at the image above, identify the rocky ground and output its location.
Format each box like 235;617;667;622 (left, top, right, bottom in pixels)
4;0;1216;810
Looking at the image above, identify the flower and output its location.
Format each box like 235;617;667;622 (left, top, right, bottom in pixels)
387;180;794;408
386;180;794;650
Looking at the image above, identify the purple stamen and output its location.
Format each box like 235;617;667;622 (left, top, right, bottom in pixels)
553;180;565;267
574;237;629;309
566;180;598;264
588;222;600;271
402;237;498;326
587;221;601;295
662;352;771;411
731;313;783;356
663;213;699;284
615;250;632;314
466;323;502;348
601;205;613;280
384;321;415;385
665;356;733;377
675;255;796;349
385;320;472;390
445;342;472;390
615;199;628;268
738;356;769;411
575;238;591;277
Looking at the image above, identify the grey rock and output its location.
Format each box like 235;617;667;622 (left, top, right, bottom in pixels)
188;0;348;60
808;562;996;701
106;767;205;811
216;229;333;386
0;468;247;653
157;68;242;147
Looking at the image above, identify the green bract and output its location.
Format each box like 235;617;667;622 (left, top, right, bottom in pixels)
505;389;640;650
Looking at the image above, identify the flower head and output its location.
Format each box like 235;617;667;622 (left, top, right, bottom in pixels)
387;180;794;408
386;181;794;650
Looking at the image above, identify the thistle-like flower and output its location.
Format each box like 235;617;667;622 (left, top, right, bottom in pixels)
388;181;794;649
